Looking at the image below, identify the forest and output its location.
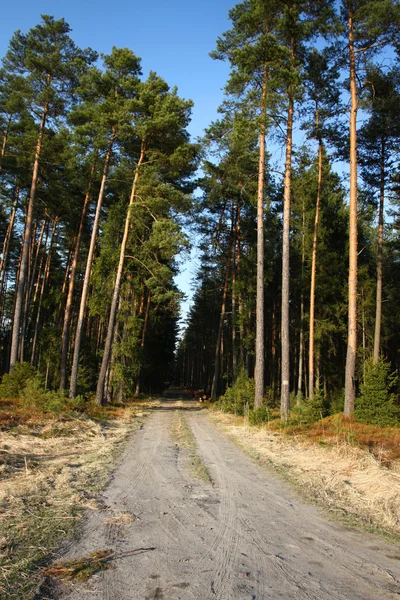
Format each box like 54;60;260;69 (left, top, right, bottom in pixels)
1;0;400;425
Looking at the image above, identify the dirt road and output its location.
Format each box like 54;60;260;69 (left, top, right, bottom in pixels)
56;398;400;599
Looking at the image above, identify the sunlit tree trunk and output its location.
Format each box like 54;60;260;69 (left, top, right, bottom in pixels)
0;187;19;322
254;64;268;408
344;10;358;416
69;132;115;398
60;156;96;391
95;139;145;405
0;115;11;173
10;99;49;369
135;292;151;396
309;129;323;401
211;263;230;401
373;140;385;364
281;42;295;422
31;217;58;365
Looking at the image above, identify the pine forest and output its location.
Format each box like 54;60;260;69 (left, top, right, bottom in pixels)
1;2;400;423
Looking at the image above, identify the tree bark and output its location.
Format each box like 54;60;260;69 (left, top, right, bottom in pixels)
30;217;58;365
69;133;115;398
60;155;97;391
135;292;151;396
10;100;49;369
297;200;306;403
211;262;230;401
95;138;145;405
281;41;295;422
254;64;268;409
344;10;358;416
309;134;323;401
0;187;19;322
373;140;385;364
0;115;11;173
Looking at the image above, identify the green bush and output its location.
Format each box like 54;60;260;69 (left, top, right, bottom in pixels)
355;358;400;426
218;369;255;415
0;362;41;398
20;379;65;413
248;405;270;425
329;387;345;415
290;390;327;425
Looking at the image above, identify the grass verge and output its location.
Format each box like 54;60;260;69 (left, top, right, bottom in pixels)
0;398;155;600
170;411;212;484
208;410;400;541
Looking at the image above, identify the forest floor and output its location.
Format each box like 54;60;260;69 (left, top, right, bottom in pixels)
0;398;150;600
30;392;400;600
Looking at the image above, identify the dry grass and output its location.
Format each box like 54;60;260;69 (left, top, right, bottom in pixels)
170;411;212;484
209;411;400;537
0;398;155;600
273;414;400;464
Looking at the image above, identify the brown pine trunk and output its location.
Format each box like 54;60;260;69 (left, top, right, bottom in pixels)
30;217;58;365
69;132;115;398
254;64;268;409
135;293;151;396
236;203;245;368
297;201;306;404
10;100;49;369
373;140;385;364
232;200;238;377
309;134;323;401
0;188;19;322
60;156;97;391
281;41;295;422
211;263;230;401
95;138;146;405
344;10;358;416
0;116;11;173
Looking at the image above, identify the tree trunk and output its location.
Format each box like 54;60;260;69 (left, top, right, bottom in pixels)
95;138;145;405
60;156;97;391
297;200;306;404
232;200;238;377
30;217;58;365
135;292;151;396
373;140;385;364
211;262;230;401
0;187;19;322
254;64;268;409
344;10;358;417
10;100;48;369
281;42;295;422
0;115;11;173
309;134;323;401
69;132;115;398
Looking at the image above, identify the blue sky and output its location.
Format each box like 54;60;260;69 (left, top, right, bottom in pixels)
0;0;235;326
0;0;233;139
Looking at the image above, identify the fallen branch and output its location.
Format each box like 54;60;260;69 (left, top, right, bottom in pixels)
43;547;157;582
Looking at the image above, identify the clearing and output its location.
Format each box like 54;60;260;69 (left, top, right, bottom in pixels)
46;395;400;600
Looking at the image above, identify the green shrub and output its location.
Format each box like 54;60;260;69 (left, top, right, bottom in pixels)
290;390;327;425
0;362;41;398
20;379;65;413
329;387;345;415
218;369;255;415
248;405;270;425
355;358;400;426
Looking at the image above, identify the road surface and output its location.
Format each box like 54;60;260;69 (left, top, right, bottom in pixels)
56;398;400;599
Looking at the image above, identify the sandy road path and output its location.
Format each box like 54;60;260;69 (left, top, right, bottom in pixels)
58;398;400;600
